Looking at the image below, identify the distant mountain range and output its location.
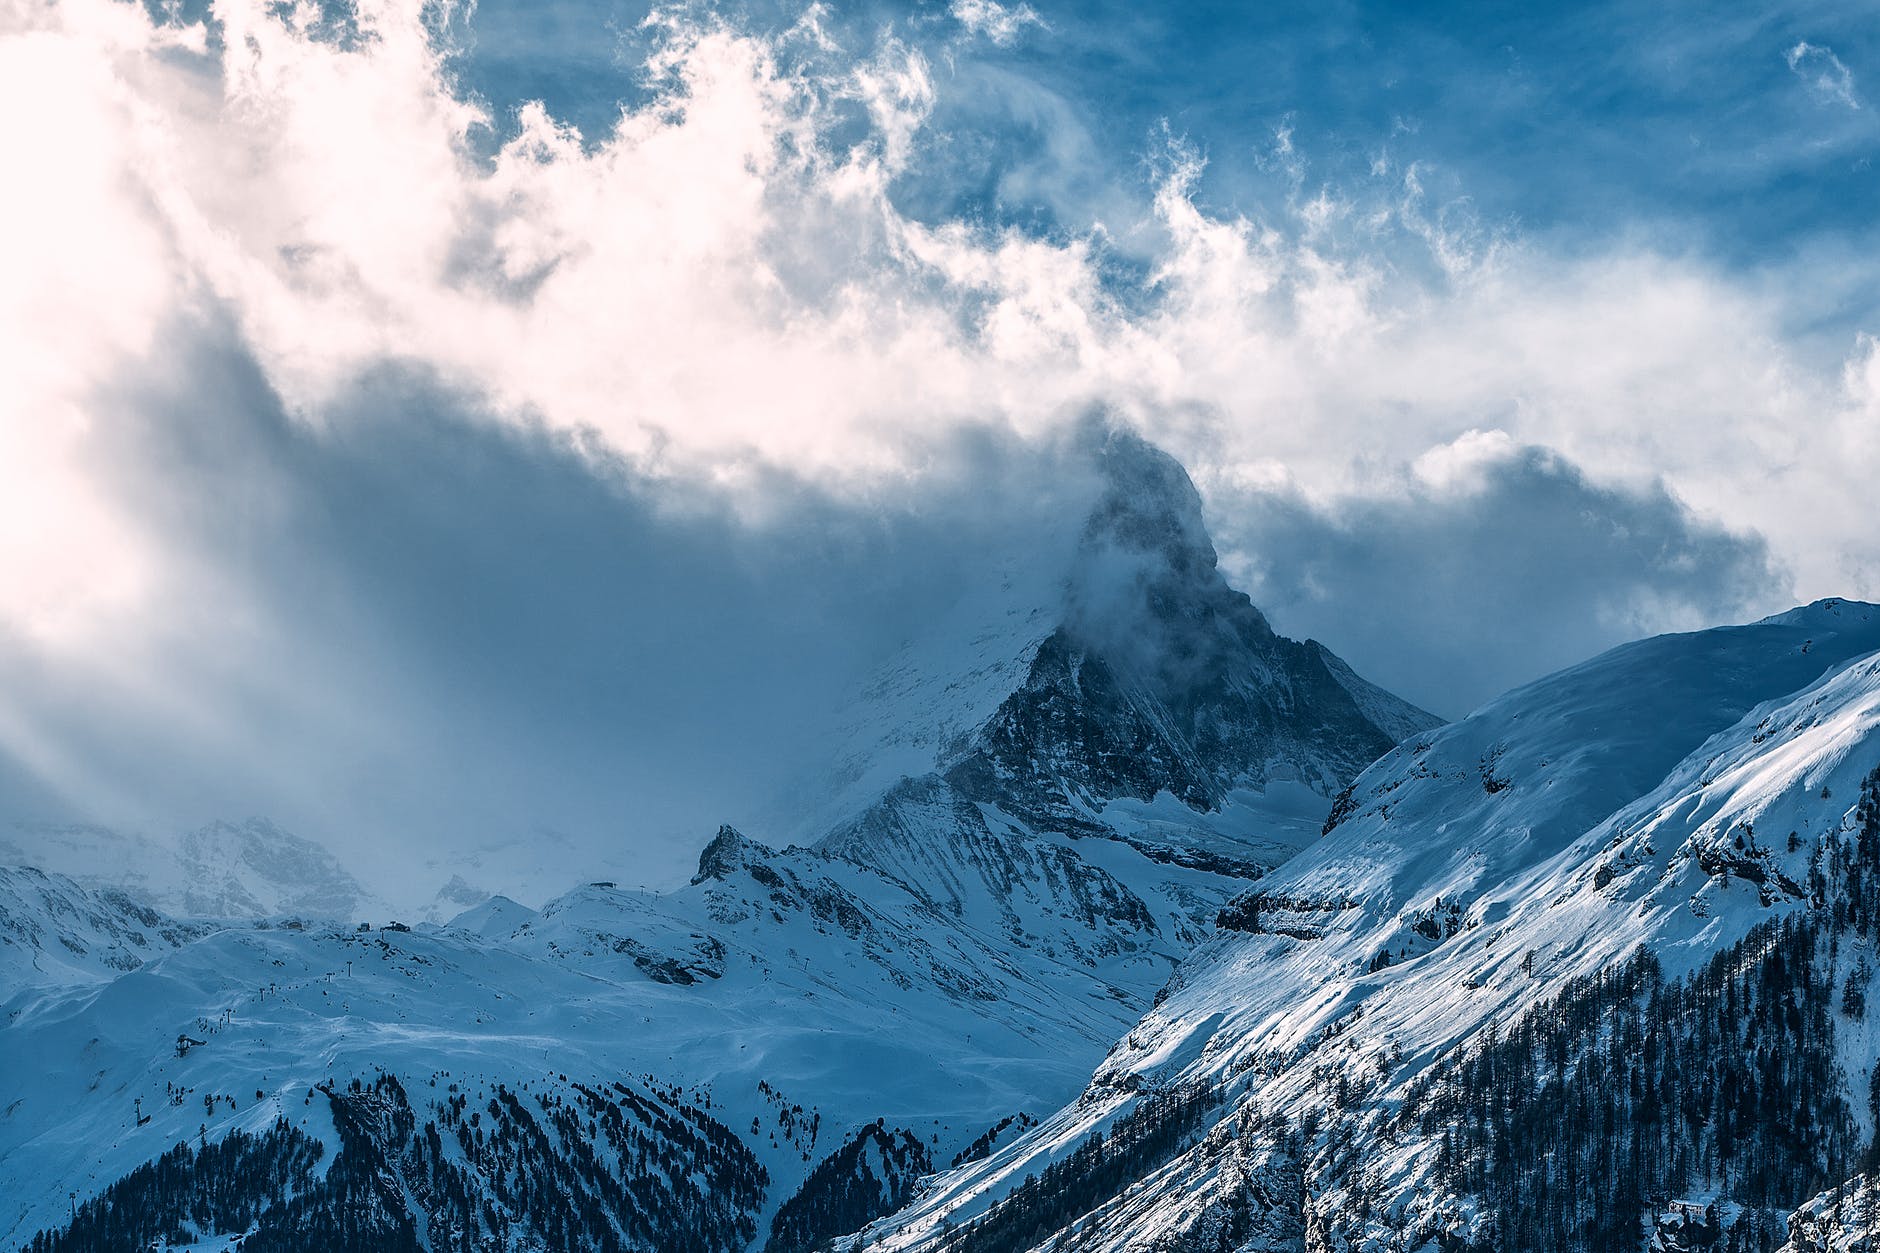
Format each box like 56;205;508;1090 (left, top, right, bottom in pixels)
0;817;383;925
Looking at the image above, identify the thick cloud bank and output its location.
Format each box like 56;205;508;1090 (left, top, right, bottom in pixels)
1220;434;1786;717
0;0;1869;892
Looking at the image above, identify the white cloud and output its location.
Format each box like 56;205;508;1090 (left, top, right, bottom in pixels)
1;0;1877;653
1787;40;1861;110
949;0;1043;47
9;0;1880;888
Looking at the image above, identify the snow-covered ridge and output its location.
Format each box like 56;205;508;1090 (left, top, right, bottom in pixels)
860;598;1880;1251
0;817;383;923
0;866;216;1001
0;796;1265;1247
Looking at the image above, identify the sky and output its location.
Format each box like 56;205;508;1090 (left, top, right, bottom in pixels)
2;0;1878;894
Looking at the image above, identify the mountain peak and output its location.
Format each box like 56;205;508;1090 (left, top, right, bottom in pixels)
972;430;1440;811
691;824;776;884
176;817;373;920
801;432;1438;852
1077;430;1223;589
1065;430;1274;653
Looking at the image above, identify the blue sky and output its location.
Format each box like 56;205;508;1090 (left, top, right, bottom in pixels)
2;0;1876;890
455;0;1880;276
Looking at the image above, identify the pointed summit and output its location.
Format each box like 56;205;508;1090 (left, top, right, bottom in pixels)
942;430;1438;835
1063;428;1289;689
1076;428;1225;592
811;429;1439;894
691;824;775;885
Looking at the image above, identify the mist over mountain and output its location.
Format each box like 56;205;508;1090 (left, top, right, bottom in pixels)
7;0;1880;1249
6;428;1877;1253
0;433;1433;1251
2;0;1861;907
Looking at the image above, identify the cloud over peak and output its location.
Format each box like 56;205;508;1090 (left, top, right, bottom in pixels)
0;0;1874;888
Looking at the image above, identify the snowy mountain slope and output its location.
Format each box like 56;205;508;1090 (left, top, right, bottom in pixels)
775;552;1066;848
1;818;383;923
858;599;1880;1252
0;436;1437;1252
1780;1174;1880;1253
0;919;782;1251
0;823;1244;1250
0;867;215;1002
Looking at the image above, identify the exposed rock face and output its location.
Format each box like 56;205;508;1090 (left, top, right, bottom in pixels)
945;435;1435;832
1059;432;1433;797
692;825;778;885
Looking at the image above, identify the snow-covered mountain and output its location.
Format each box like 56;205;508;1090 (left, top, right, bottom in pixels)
13;443;1880;1253
0;817;383;922
0;867;216;1000
858;597;1880;1253
798;433;1433;852
0;435;1435;1252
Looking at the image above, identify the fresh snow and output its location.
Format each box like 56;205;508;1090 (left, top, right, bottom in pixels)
860;599;1880;1250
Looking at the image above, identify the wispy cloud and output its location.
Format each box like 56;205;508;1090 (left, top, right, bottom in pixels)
1787;40;1861;110
950;0;1044;47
